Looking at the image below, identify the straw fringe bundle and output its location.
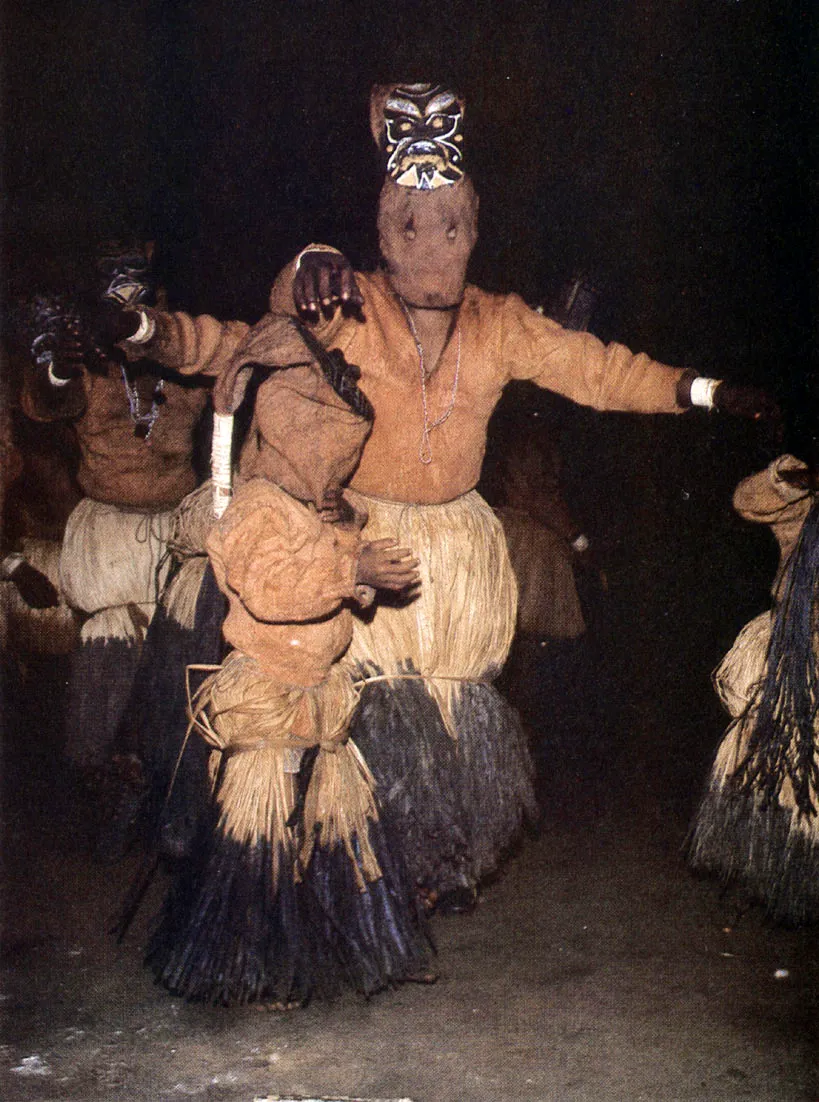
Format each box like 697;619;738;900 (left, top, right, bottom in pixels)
691;675;819;924
161;555;209;631
689;503;819;923
300;739;382;886
149;651;429;1003
166;480;217;560
344;489;517;735
191;655;381;876
705;715;819;847
712;611;771;719
690;728;819;924
153;481;216;631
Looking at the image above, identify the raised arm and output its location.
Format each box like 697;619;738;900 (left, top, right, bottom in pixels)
93;304;252;378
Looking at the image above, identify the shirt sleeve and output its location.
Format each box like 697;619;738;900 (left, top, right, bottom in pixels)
499;293;686;414
208;483;361;623
127;310;251;377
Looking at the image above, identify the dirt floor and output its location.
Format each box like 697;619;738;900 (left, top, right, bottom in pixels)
2;615;818;1102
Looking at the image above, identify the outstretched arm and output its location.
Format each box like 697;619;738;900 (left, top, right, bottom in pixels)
503;295;779;423
83;298;251;379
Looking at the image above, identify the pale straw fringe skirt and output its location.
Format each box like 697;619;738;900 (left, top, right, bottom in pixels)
344;489;518;732
707;609;819;844
343;490;536;894
689;609;819;924
60;498;174;643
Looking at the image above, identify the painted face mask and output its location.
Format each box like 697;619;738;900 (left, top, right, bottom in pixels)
378;175;478;308
96;240;156;307
372;83;465;191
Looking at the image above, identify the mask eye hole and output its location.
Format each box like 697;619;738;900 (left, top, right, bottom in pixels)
404;216;416;241
446;223;457;241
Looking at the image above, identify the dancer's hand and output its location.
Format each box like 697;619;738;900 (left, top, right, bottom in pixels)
357;538;420;592
8;560;60;608
293;250;364;320
86;302;143;356
713;382;781;424
31;315;85;383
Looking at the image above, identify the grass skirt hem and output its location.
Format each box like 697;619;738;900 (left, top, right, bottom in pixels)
688;786;819;926
64;638;141;771
349;668;537;895
96;563;226;861
147;805;431;1005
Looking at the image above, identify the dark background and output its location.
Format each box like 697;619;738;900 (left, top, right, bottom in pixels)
3;0;818;725
4;0;816;364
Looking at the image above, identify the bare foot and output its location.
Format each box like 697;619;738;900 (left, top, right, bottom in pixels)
404;967;439;985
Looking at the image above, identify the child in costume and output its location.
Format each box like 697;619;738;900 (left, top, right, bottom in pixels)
148;317;431;1006
689;453;819;924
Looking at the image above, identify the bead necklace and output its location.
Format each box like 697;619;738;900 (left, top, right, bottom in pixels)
397;296;461;465
120;365;165;440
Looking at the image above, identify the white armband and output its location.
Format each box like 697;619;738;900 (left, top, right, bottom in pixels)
354;583;377;609
47;360;72;387
126;310;156;345
689;377;721;410
211;412;234;518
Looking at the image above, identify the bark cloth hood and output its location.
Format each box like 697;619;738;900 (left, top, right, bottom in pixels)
216;315;373;507
377;174;478;308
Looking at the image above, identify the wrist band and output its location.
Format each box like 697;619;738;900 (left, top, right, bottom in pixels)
211;412;234;518
294;243;344;273
47;359;72;387
126;310;156;345
1;552;25;580
570;533;590;553
689;377;721;410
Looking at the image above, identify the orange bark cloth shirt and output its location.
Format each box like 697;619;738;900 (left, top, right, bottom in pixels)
22;363;209;511
206;478;366;687
269;264;688;505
